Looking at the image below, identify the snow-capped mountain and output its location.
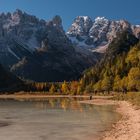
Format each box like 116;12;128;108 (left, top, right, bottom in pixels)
67;16;140;53
0;10;70;65
0;10;99;82
67;16;93;36
0;9;70;66
0;10;140;82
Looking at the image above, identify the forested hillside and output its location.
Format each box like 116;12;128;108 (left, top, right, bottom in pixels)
79;31;140;93
0;64;23;92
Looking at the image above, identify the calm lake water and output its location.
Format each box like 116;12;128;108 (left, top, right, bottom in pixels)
0;97;120;140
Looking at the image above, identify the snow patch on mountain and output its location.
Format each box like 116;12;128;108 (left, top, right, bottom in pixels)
27;35;39;49
68;36;95;49
8;48;20;60
67;16;93;36
67;16;140;53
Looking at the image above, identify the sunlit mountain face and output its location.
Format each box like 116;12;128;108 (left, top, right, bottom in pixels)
67;16;140;53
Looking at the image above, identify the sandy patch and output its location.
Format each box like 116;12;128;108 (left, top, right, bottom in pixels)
102;101;140;140
80;98;140;140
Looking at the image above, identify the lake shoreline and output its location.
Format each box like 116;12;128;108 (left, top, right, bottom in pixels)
0;94;113;99
80;99;140;140
0;94;139;140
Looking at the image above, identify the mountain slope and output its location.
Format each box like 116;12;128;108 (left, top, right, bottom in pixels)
0;10;69;68
79;31;139;92
0;64;22;91
10;38;100;82
0;10;100;82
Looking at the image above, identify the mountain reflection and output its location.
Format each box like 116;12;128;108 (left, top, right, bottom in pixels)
14;97;91;112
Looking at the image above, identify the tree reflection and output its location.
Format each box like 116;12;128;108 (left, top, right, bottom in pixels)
13;97;94;112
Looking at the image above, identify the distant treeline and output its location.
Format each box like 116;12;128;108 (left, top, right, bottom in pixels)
23;81;82;95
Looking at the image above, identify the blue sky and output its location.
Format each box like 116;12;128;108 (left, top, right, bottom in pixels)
0;0;140;30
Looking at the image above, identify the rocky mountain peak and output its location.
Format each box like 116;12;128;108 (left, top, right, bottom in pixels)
0;10;80;71
0;10;69;64
52;15;62;27
89;17;110;44
67;16;93;36
94;17;109;23
67;16;140;53
13;9;23;16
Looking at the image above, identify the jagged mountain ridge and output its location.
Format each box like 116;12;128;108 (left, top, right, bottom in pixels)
0;9;99;82
67;16;140;53
0;9;140;82
0;9;70;67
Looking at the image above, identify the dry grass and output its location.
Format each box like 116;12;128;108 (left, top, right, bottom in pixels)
113;92;140;107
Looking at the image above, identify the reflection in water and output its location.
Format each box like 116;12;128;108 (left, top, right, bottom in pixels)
0;97;121;140
14;97;89;112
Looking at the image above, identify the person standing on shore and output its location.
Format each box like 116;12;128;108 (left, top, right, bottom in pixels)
90;95;92;100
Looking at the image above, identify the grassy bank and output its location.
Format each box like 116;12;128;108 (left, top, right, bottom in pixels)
113;92;140;106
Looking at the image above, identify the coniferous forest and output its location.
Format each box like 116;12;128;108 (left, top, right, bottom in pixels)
79;31;140;94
